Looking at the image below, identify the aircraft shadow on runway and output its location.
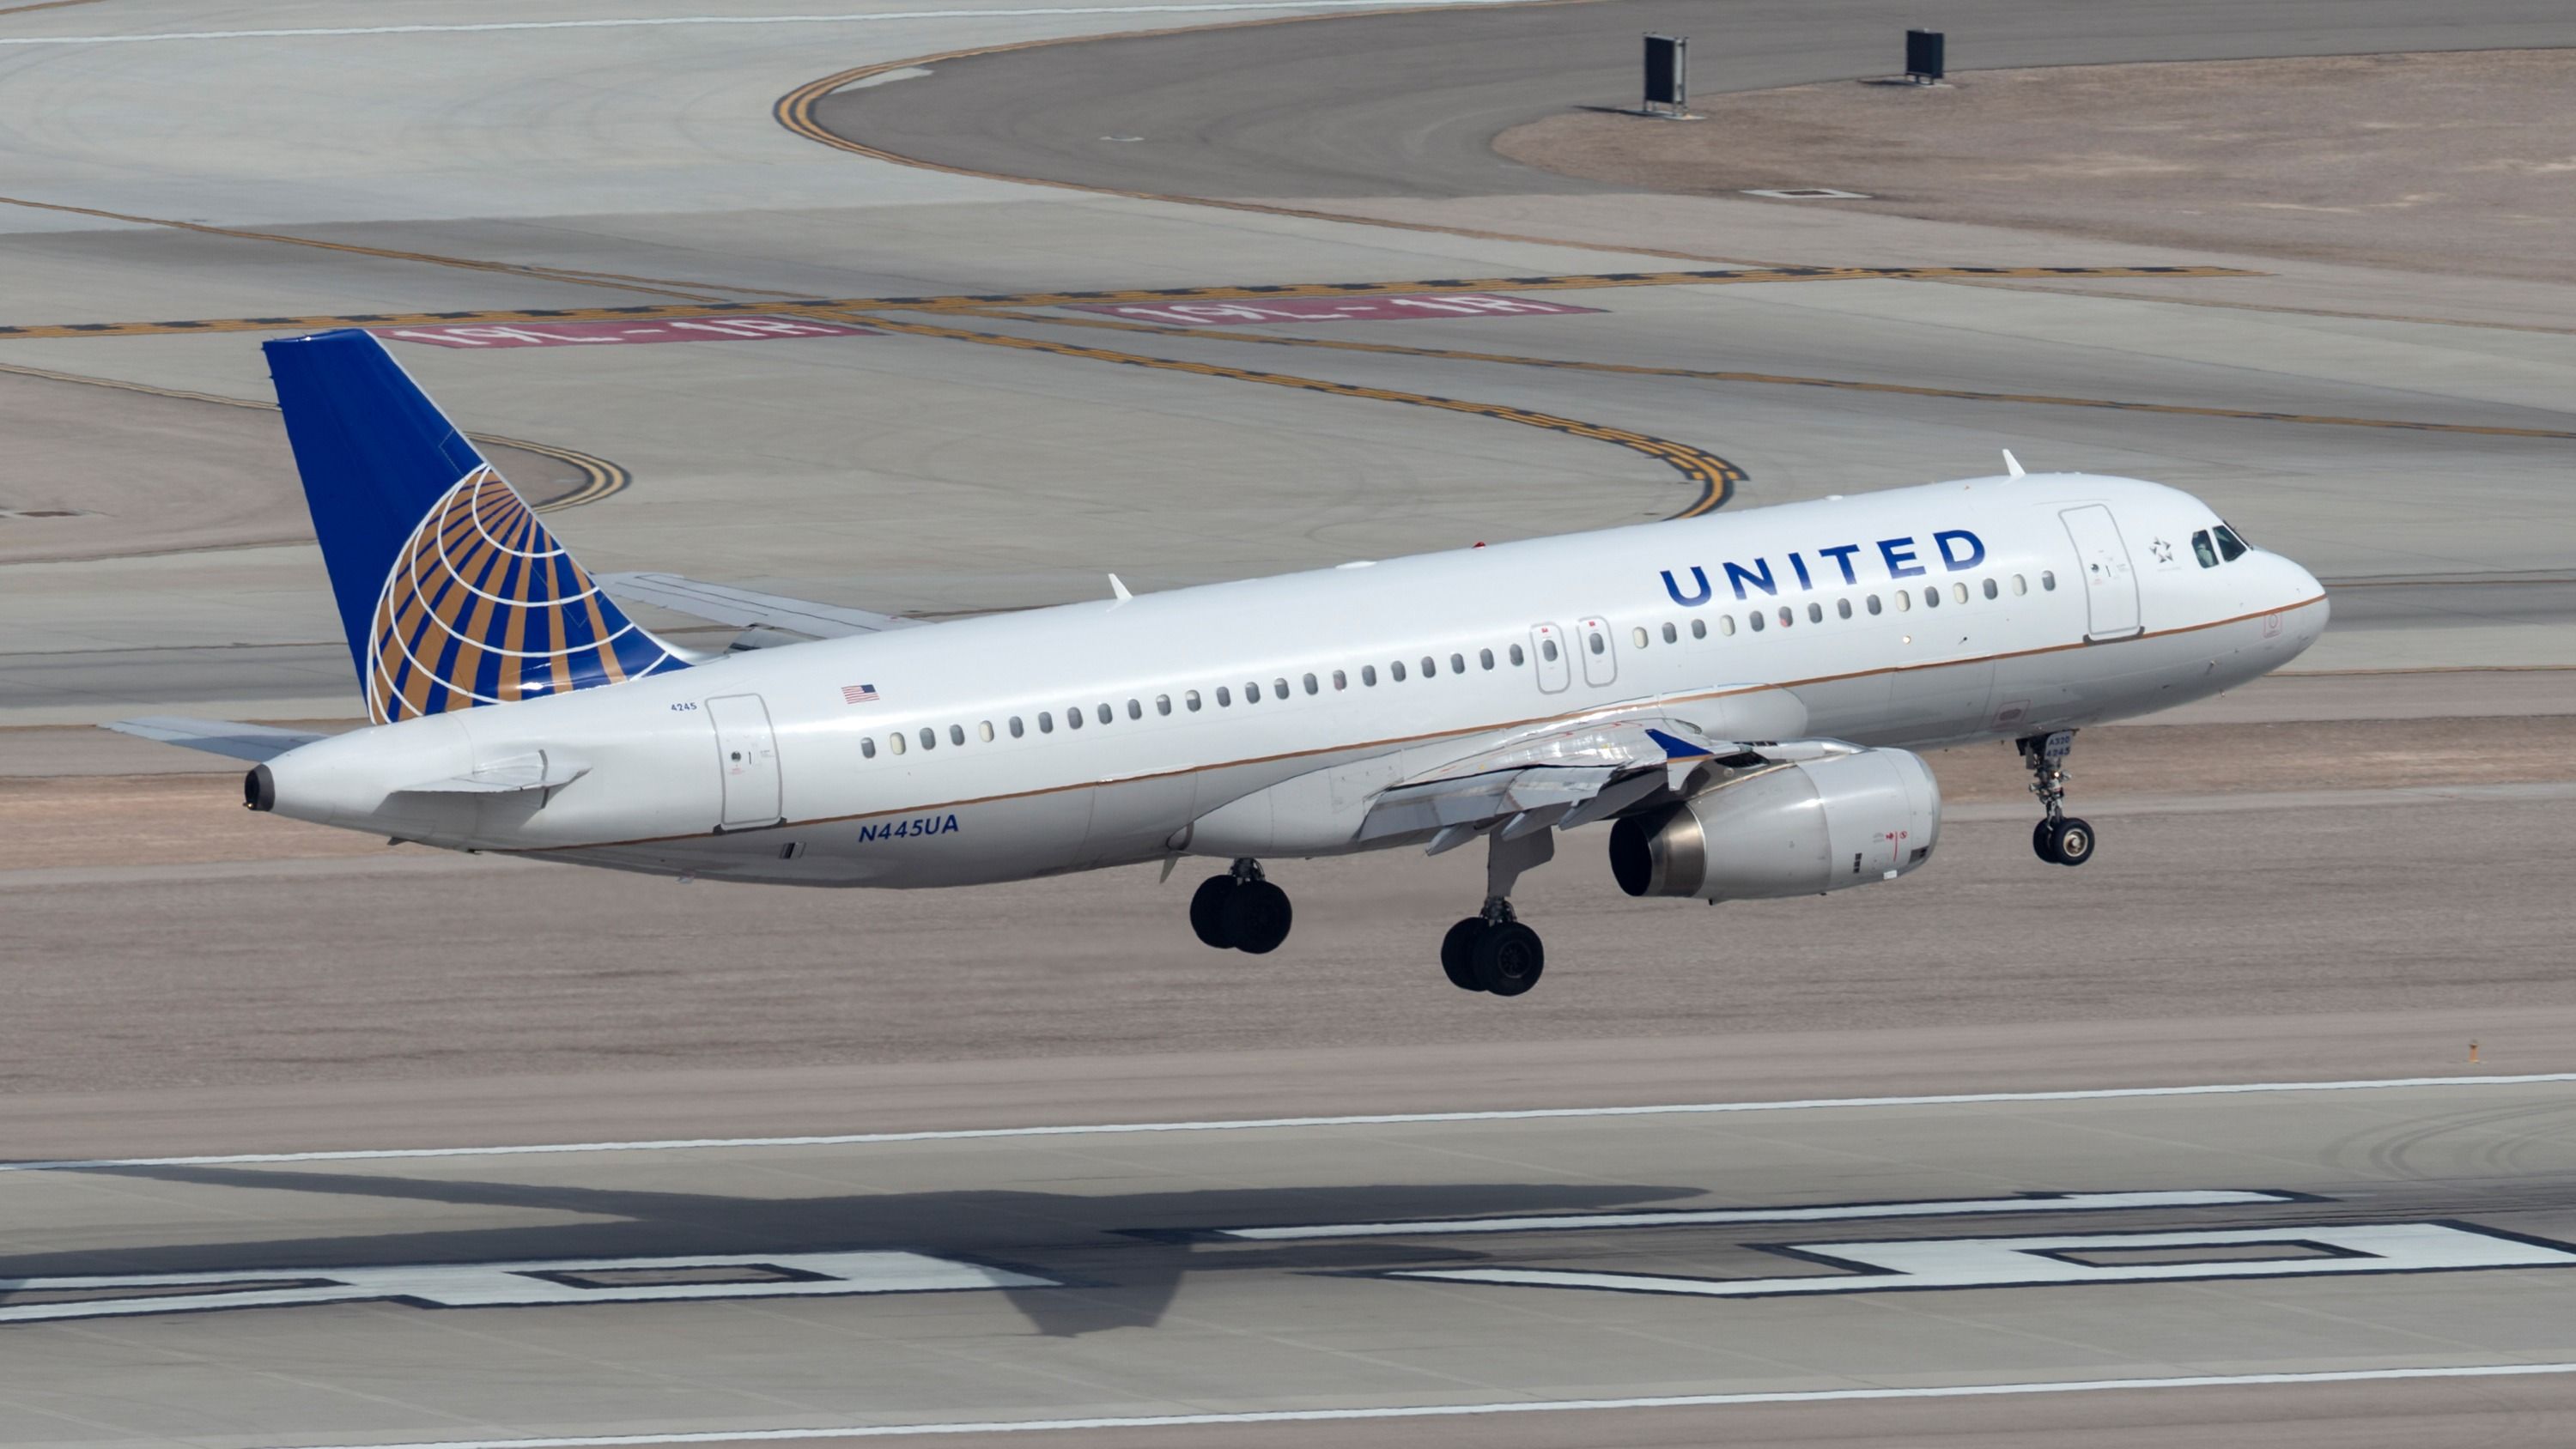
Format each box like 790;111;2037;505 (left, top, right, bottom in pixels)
4;1164;1708;1337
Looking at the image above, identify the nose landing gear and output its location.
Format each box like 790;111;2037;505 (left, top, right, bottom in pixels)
1190;858;1293;954
2019;730;2095;867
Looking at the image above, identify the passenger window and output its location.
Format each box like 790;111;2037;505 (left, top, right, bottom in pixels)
949;724;966;746
1895;590;1911;613
2013;574;2028;595
1510;644;1526;666
1037;712;1054;734
1982;578;1998;600
1541;639;1559;663
861;737;877;759
1588;634;1606;655
920;727;938;750
890;732;907;755
1421;657;1437;677
1479;648;1495;670
1274;678;1290;699
1391;661;1407;682
1303;673;1319;695
1450;652;1466;674
1363;665;1378;686
1242;682;1260;704
1923;587;1941;609
1186;691;1202;712
1334;670;1348;690
1718;615;1736;635
1092;703;1109;724
1216;686;1231;706
1010;716;1025;737
1749;611;1766;633
1690;619;1706;640
1952;582;1969;604
979;721;995;742
1156;695;1171;716
1066;708;1082;730
1632;627;1649;649
1661;622;1677;644
1127;700;1141;720
2042;570;2057;591
1837;598;1852;619
1777;606;1795;627
1807;602;1823;623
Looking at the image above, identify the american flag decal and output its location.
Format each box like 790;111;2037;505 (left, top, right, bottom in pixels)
841;683;880;705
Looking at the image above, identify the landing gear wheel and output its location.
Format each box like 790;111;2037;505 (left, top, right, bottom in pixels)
2032;819;2057;863
1222;879;1294;955
1189;876;1238;949
1441;919;1488;991
1471;921;1545;997
2047;817;2096;867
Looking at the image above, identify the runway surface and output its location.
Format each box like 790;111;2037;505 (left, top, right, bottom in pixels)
1;0;2573;1444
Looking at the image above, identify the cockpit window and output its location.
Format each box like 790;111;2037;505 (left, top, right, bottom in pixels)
2191;530;2220;568
2213;524;2249;562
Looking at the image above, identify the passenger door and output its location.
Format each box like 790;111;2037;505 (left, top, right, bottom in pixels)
2060;505;2142;640
1577;615;1618;688
706;694;782;830
1530;622;1571;694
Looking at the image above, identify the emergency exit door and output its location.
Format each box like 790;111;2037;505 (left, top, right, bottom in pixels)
707;694;781;830
1530;622;1571;693
2060;505;2142;640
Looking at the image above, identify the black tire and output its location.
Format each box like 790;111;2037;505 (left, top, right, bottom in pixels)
2051;817;2096;867
1472;921;1546;997
1441;919;1488;991
1189;876;1237;949
1224;879;1294;955
2032;819;2057;863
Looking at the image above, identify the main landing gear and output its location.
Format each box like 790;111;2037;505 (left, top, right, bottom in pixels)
1190;858;1293;955
2019;729;2096;868
1441;828;1554;997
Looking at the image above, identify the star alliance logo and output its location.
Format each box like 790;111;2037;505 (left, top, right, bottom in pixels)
2150;538;2175;563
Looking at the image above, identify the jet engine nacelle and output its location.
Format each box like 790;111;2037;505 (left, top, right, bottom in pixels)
1607;748;1941;900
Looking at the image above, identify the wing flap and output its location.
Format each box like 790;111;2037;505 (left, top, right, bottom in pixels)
103;717;326;763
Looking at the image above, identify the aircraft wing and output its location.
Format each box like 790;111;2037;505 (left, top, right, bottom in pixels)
598;573;924;640
1358;717;1857;849
103;717;328;762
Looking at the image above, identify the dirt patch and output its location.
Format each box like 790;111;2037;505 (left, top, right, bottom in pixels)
0;369;602;564
1497;51;2576;285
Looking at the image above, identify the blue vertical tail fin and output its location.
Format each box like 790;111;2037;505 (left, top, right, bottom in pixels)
264;330;686;724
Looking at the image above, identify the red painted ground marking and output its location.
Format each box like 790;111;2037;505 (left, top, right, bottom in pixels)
374;317;876;349
1066;294;1606;326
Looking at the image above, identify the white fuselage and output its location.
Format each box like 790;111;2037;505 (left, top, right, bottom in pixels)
260;474;2326;885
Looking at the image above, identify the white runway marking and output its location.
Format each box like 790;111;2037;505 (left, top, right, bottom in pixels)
0;0;1534;47
1398;1222;2576;1298
1213;1188;2300;1240
241;1362;2576;1446
7;1074;2571;1173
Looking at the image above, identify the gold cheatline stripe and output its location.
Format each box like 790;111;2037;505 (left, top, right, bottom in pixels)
0;359;629;512
832;309;1741;518
0;266;2255;341
526;594;2328;854
977;309;2576;444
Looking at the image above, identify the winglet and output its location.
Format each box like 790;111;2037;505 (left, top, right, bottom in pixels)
1108;573;1133;603
2002;449;2026;478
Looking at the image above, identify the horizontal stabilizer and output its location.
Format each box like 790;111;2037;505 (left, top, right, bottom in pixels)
397;752;586;794
600;573;922;640
103;717;326;763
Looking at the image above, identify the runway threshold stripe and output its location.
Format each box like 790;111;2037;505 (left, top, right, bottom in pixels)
10;1073;2572;1173
241;1363;2576;1446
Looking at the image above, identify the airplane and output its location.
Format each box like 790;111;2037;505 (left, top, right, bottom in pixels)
112;330;2328;997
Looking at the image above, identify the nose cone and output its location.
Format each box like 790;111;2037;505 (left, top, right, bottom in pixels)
2274;552;2330;655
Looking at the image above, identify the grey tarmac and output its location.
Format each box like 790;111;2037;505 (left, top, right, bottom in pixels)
3;0;2574;1444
